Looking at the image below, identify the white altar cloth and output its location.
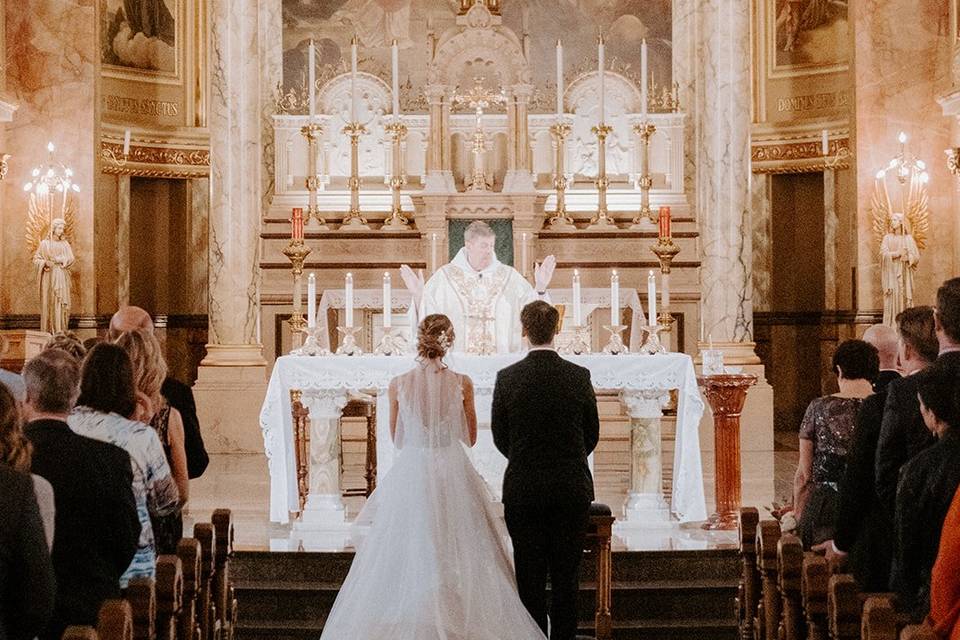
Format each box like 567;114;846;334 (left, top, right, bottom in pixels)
260;352;706;524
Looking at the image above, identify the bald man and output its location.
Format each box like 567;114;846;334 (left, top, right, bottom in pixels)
108;307;209;479
863;324;901;393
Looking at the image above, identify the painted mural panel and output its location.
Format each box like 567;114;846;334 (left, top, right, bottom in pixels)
101;0;178;76
281;0;671;113
772;0;848;74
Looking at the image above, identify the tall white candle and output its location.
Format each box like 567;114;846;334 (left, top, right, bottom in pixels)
123;129;131;156
640;39;648;119
521;232;529;278
307;273;317;328
431;233;438;272
821;129;829;156
391;40;400;118
345;272;354;328
382;272;392;328
556;40;564;117
598;35;605;123
610;270;620;326
573;269;582;326
647;270;657;325
308;40;316;118
350;37;358;122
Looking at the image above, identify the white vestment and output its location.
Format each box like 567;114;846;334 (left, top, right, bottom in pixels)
411;248;544;354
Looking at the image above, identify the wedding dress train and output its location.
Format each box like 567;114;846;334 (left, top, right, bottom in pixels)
319;361;546;640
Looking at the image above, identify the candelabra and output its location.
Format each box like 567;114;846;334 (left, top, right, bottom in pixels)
547;121;576;230
382;121;410;230
336;326;363;355
588;124;616;229
341;121;370;230
374;329;408;355
651;235;680;350
561;325;591;355
601;325;628;354
631;122;657;229
301;123;329;230
282;239;312;349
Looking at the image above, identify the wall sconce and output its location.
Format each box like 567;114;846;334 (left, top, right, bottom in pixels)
946;148;960;176
0;153;9;181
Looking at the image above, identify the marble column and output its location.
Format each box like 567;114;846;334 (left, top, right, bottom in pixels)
751;174;772;313
503;84;535;193
117;176;131;307
695;0;773;451
424;84;454;192
193;0;272;453
617;390;672;528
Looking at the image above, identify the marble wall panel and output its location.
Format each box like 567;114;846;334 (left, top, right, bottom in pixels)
852;0;956;310
3;0;97;316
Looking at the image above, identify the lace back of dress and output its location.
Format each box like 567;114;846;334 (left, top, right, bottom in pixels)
395;362;466;449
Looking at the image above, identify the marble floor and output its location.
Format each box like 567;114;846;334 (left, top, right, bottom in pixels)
185;444;799;553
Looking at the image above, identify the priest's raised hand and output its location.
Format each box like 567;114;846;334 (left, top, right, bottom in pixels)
533;254;557;294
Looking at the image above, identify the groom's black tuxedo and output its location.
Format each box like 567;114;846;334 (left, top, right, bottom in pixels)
492;349;600;640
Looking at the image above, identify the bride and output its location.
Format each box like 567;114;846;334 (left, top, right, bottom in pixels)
319;314;546;640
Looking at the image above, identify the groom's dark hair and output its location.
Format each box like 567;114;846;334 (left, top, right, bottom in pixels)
521;301;559;346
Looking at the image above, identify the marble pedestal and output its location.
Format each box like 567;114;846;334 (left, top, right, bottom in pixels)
0;330;51;372
193;346;268;454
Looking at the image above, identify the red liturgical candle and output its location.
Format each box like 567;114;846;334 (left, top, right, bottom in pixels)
292;207;304;241
658;206;671;239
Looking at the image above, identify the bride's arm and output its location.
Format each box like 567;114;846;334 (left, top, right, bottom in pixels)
461;376;478;447
389;378;400;443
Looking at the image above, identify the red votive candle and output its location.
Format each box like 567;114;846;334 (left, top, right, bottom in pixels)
658;206;671;239
292;207;304;241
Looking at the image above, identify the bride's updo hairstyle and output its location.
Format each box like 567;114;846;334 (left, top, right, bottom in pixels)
417;314;454;360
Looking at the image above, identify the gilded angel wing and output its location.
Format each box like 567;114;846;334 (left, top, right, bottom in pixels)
24;194;50;257
62;197;77;244
906;173;929;251
870;178;891;255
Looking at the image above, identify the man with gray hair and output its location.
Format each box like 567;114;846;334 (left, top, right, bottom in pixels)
22;349;140;639
400;220;557;354
862;323;901;393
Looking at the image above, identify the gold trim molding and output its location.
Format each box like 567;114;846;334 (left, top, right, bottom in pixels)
751;127;851;174
100;141;209;178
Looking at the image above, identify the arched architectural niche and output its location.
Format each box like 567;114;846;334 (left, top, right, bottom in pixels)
427;6;530;88
318;72;392;176
566;71;640;178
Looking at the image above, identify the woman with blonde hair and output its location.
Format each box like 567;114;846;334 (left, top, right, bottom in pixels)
114;329;188;553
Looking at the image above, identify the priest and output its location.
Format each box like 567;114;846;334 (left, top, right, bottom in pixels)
400;221;556;354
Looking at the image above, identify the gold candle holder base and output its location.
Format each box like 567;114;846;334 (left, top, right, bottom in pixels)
602;325;629;355
373;328;408;356
336;326;363;356
291;326;331;356
340;215;371;231
559;324;591;355
637;324;667;355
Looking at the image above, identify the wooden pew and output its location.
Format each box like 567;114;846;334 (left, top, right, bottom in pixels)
125;578;156;640
802;554;830;640
827;575;860;640
62;627;101;640
861;596;897;640
756;520;782;640
211;509;237;640
899;624;938;640
155;556;184;640
97;600;134;640
193;523;218;640
177;539;202;640
778;534;806;640
585;503;616;640
737;507;761;640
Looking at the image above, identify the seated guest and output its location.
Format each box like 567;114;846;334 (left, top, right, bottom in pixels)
895;359;960;621
877;278;960;519
793;339;879;547
68;343;179;586
109;306;209;478
43;331;86;361
822;308;937;590
22;349;141;640
863;323;901;392
928;484;960;640
0;462;55;640
115;329;189;554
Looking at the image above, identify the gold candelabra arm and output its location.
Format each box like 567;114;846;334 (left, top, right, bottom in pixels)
631;122;657;229
282;239;313;347
650;237;680;274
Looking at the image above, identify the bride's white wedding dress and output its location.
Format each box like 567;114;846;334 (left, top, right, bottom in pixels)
319;360;546;640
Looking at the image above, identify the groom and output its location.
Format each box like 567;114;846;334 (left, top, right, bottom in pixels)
492;301;600;639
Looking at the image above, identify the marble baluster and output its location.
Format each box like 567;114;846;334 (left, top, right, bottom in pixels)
617;390;672;528
293;390;349;530
194;0;268;454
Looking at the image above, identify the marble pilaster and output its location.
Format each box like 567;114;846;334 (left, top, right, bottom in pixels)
194;0;269;453
751;174;772;313
823;170;839;310
117;176;131;307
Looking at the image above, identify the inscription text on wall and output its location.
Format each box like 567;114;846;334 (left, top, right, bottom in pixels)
777;91;849;113
105;95;180;117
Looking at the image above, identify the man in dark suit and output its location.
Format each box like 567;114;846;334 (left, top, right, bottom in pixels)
110;306;209;478
0;462;55;640
492;301;600;640
22;349;141;640
876;281;960;520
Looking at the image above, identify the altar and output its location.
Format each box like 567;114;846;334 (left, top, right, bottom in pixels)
259;351;706;526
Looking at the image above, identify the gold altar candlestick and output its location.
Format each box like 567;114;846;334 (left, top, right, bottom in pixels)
341;121;370;230
547;120;576;230
301;123;329;230
382;121;410;230
651;235;680;351
631;122;657;229
588;123;616;230
282;238;312;348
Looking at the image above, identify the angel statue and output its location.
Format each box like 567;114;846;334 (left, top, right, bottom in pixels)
32;218;75;334
879;212;920;325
